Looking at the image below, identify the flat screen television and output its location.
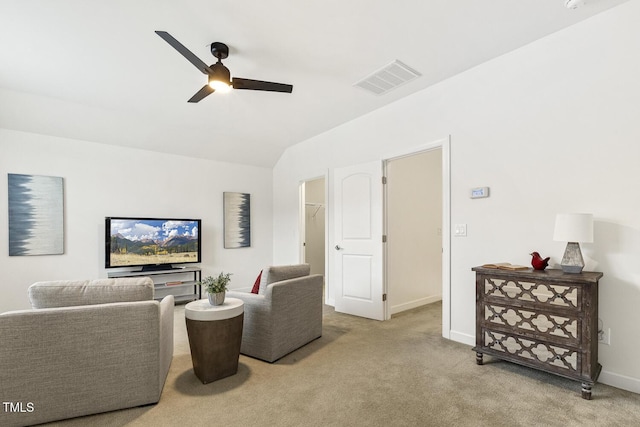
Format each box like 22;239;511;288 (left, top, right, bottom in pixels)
105;217;201;271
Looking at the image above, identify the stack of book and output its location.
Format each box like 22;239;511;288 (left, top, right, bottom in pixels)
481;262;529;271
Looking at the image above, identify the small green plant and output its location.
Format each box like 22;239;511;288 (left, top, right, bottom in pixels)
200;272;232;294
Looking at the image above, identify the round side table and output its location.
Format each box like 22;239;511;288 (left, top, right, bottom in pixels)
185;297;244;384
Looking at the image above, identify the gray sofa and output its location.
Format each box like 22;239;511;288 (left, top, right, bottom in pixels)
226;264;323;362
0;278;174;427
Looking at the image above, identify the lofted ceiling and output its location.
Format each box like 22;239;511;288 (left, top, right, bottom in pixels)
0;0;630;167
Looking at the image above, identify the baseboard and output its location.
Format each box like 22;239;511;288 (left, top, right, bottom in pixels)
390;295;442;315
599;370;640;394
449;330;475;346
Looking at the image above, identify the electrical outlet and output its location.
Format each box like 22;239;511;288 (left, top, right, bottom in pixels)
598;327;611;345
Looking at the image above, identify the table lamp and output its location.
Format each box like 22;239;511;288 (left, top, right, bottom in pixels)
553;213;593;273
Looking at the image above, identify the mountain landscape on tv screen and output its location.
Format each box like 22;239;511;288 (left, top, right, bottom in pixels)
110;234;198;256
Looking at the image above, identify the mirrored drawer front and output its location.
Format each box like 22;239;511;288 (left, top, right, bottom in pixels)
483;278;580;310
483;329;580;375
484;303;580;346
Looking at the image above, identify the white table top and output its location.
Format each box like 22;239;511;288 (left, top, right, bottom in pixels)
185;297;244;321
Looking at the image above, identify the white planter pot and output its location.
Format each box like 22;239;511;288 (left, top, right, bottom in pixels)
208;291;226;306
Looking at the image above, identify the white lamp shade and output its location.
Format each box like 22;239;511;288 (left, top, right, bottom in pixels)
553;213;593;243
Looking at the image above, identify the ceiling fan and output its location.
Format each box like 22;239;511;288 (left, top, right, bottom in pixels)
155;31;293;103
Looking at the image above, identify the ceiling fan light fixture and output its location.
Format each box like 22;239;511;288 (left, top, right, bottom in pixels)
208;62;232;93
155;32;293;101
209;79;231;92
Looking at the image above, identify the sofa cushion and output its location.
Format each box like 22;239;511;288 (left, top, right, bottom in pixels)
28;278;154;309
258;264;310;294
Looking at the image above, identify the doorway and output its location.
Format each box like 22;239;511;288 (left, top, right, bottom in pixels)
326;137;451;330
304;137;450;332
300;176;326;281
385;149;443;316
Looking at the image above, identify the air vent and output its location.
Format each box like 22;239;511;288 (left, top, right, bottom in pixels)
354;60;421;95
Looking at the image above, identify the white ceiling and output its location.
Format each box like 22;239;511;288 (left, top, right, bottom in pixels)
0;0;630;167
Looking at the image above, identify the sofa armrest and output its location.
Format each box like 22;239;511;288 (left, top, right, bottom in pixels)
226;290;270;312
225;291;272;358
269;275;323;333
158;295;174;391
269;274;323;311
225;291;272;331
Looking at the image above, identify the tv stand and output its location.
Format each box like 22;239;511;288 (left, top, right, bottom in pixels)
141;264;183;272
108;266;201;304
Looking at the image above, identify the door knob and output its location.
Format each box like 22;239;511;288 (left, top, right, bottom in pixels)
335;245;342;251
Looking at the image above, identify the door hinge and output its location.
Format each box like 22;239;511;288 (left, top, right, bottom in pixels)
382;293;387;302
382;176;387;184
382;235;387;243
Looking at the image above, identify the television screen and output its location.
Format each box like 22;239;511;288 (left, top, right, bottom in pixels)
105;217;201;270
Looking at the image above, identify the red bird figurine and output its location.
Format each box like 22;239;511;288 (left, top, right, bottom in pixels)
530;252;550;270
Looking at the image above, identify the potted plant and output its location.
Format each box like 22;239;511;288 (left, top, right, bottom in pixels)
200;272;232;306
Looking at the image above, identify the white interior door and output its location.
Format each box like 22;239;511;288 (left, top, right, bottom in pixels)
333;161;385;321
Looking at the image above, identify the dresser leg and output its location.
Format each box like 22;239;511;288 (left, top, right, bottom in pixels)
581;382;592;400
475;352;484;365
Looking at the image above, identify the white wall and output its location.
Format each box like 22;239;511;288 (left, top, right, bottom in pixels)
387;150;442;315
0;129;273;312
273;1;640;393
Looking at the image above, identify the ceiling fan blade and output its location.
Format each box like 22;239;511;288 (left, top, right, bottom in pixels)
155;31;212;75
188;85;214;103
232;78;293;93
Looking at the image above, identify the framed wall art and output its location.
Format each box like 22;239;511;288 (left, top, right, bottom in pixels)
223;192;251;248
8;173;64;256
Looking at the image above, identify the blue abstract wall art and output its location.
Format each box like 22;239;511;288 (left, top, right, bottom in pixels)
223;192;251;248
8;173;64;256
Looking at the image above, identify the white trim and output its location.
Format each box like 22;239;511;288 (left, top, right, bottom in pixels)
599;370;640;394
442;137;451;339
450;330;475;346
381;136;452;337
390;296;442;316
383;160;390;320
323;172;332;306
298;182;306;264
327;170;336;307
382;137;448;162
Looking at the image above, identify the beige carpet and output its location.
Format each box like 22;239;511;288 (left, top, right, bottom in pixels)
44;302;639;426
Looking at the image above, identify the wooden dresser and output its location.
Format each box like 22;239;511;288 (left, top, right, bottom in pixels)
472;267;603;399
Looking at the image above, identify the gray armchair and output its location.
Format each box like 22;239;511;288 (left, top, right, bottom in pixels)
0;278;174;427
226;264;323;362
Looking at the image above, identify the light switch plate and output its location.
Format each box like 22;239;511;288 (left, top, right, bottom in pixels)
454;224;467;237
